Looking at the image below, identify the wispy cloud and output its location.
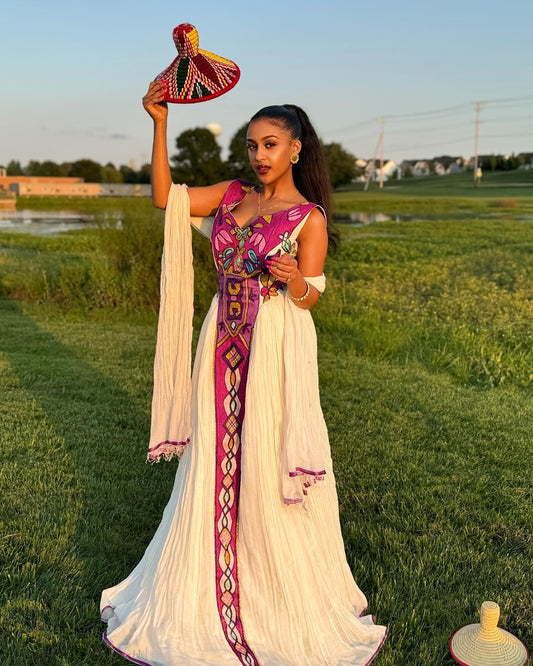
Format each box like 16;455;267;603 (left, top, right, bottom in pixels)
52;126;131;140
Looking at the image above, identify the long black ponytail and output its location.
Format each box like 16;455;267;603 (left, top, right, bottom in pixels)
249;104;339;253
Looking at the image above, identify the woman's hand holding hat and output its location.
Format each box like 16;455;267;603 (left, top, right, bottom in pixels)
143;81;168;123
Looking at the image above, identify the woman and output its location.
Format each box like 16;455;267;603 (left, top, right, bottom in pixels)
100;81;387;665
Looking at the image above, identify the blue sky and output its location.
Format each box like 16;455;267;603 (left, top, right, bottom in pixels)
2;0;532;168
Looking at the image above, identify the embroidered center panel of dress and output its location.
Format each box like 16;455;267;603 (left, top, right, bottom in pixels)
212;182;313;665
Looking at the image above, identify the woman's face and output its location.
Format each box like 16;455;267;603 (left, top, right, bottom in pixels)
246;118;301;184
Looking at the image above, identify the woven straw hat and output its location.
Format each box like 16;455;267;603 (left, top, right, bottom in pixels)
155;23;240;104
450;601;529;666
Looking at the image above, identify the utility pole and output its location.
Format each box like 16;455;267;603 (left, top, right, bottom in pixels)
379;117;385;190
365;118;385;192
473;102;483;187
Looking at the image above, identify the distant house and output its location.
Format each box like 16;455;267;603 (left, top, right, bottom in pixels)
432;155;465;175
412;160;431;177
362;158;399;183
399;160;431;177
400;157;468;177
399;160;415;176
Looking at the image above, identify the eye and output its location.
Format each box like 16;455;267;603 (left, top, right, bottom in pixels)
246;144;256;151
265;142;277;148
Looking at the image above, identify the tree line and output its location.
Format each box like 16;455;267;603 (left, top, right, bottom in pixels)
4;158;151;185
479;153;530;171
4;124;358;189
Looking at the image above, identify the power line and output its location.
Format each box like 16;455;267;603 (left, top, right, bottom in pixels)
325;93;533;135
386;103;471;121
338;130;383;143
479;132;533;139
483;94;533;105
326;118;379;135
385;121;473;135
386;135;474;152
325;93;533;161
483;115;533;123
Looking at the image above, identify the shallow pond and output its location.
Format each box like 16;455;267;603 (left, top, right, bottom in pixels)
1;210;410;235
333;212;413;225
0;210;92;235
2;209;524;236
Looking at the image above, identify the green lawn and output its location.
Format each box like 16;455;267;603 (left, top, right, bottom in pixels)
334;169;533;216
340;168;533;197
1;194;532;665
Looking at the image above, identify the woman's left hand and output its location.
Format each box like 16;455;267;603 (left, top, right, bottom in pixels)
266;253;299;283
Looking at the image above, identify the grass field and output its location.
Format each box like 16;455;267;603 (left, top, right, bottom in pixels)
1;184;532;665
339;167;533;197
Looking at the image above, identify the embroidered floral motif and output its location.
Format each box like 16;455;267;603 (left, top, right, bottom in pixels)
287;207;303;222
249;228;266;253
214;227;233;251
259;270;282;302
278;231;293;254
216;225;263;277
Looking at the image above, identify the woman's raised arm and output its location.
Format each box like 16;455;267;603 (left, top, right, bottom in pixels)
143;81;172;209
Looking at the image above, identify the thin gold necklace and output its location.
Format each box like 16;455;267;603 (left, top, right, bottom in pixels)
255;188;299;216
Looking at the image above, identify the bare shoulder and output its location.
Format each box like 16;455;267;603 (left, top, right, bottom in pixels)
298;207;328;245
188;180;233;217
296;206;328;275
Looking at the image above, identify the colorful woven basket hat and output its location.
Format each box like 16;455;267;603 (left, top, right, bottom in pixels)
155;23;240;104
450;601;529;666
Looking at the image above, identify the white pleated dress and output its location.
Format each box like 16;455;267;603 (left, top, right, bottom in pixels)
100;181;387;665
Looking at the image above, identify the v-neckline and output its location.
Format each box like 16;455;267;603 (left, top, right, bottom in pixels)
227;187;308;231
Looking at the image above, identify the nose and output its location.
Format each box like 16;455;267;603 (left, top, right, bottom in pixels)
255;144;267;161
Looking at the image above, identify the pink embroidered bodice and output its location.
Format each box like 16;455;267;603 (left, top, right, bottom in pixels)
212;179;316;302
210;179;317;665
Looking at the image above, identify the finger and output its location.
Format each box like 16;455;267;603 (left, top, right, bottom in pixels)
268;265;290;283
267;262;292;279
270;259;297;275
277;258;296;270
145;84;164;101
278;252;297;264
145;94;165;105
268;254;293;266
143;91;165;106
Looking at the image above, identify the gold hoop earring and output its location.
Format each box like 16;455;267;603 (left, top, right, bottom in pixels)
290;153;299;165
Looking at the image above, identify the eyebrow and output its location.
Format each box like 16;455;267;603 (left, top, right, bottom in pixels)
246;134;280;142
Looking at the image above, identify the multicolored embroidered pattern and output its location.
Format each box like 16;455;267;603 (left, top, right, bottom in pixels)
211;180;315;664
259;270;283;302
156;24;240;104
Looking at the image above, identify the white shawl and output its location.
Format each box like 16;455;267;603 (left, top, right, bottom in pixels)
147;184;193;460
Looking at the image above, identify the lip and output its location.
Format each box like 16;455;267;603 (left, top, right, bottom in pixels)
255;165;270;175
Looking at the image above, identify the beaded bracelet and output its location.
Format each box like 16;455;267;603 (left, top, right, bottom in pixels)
290;281;310;302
